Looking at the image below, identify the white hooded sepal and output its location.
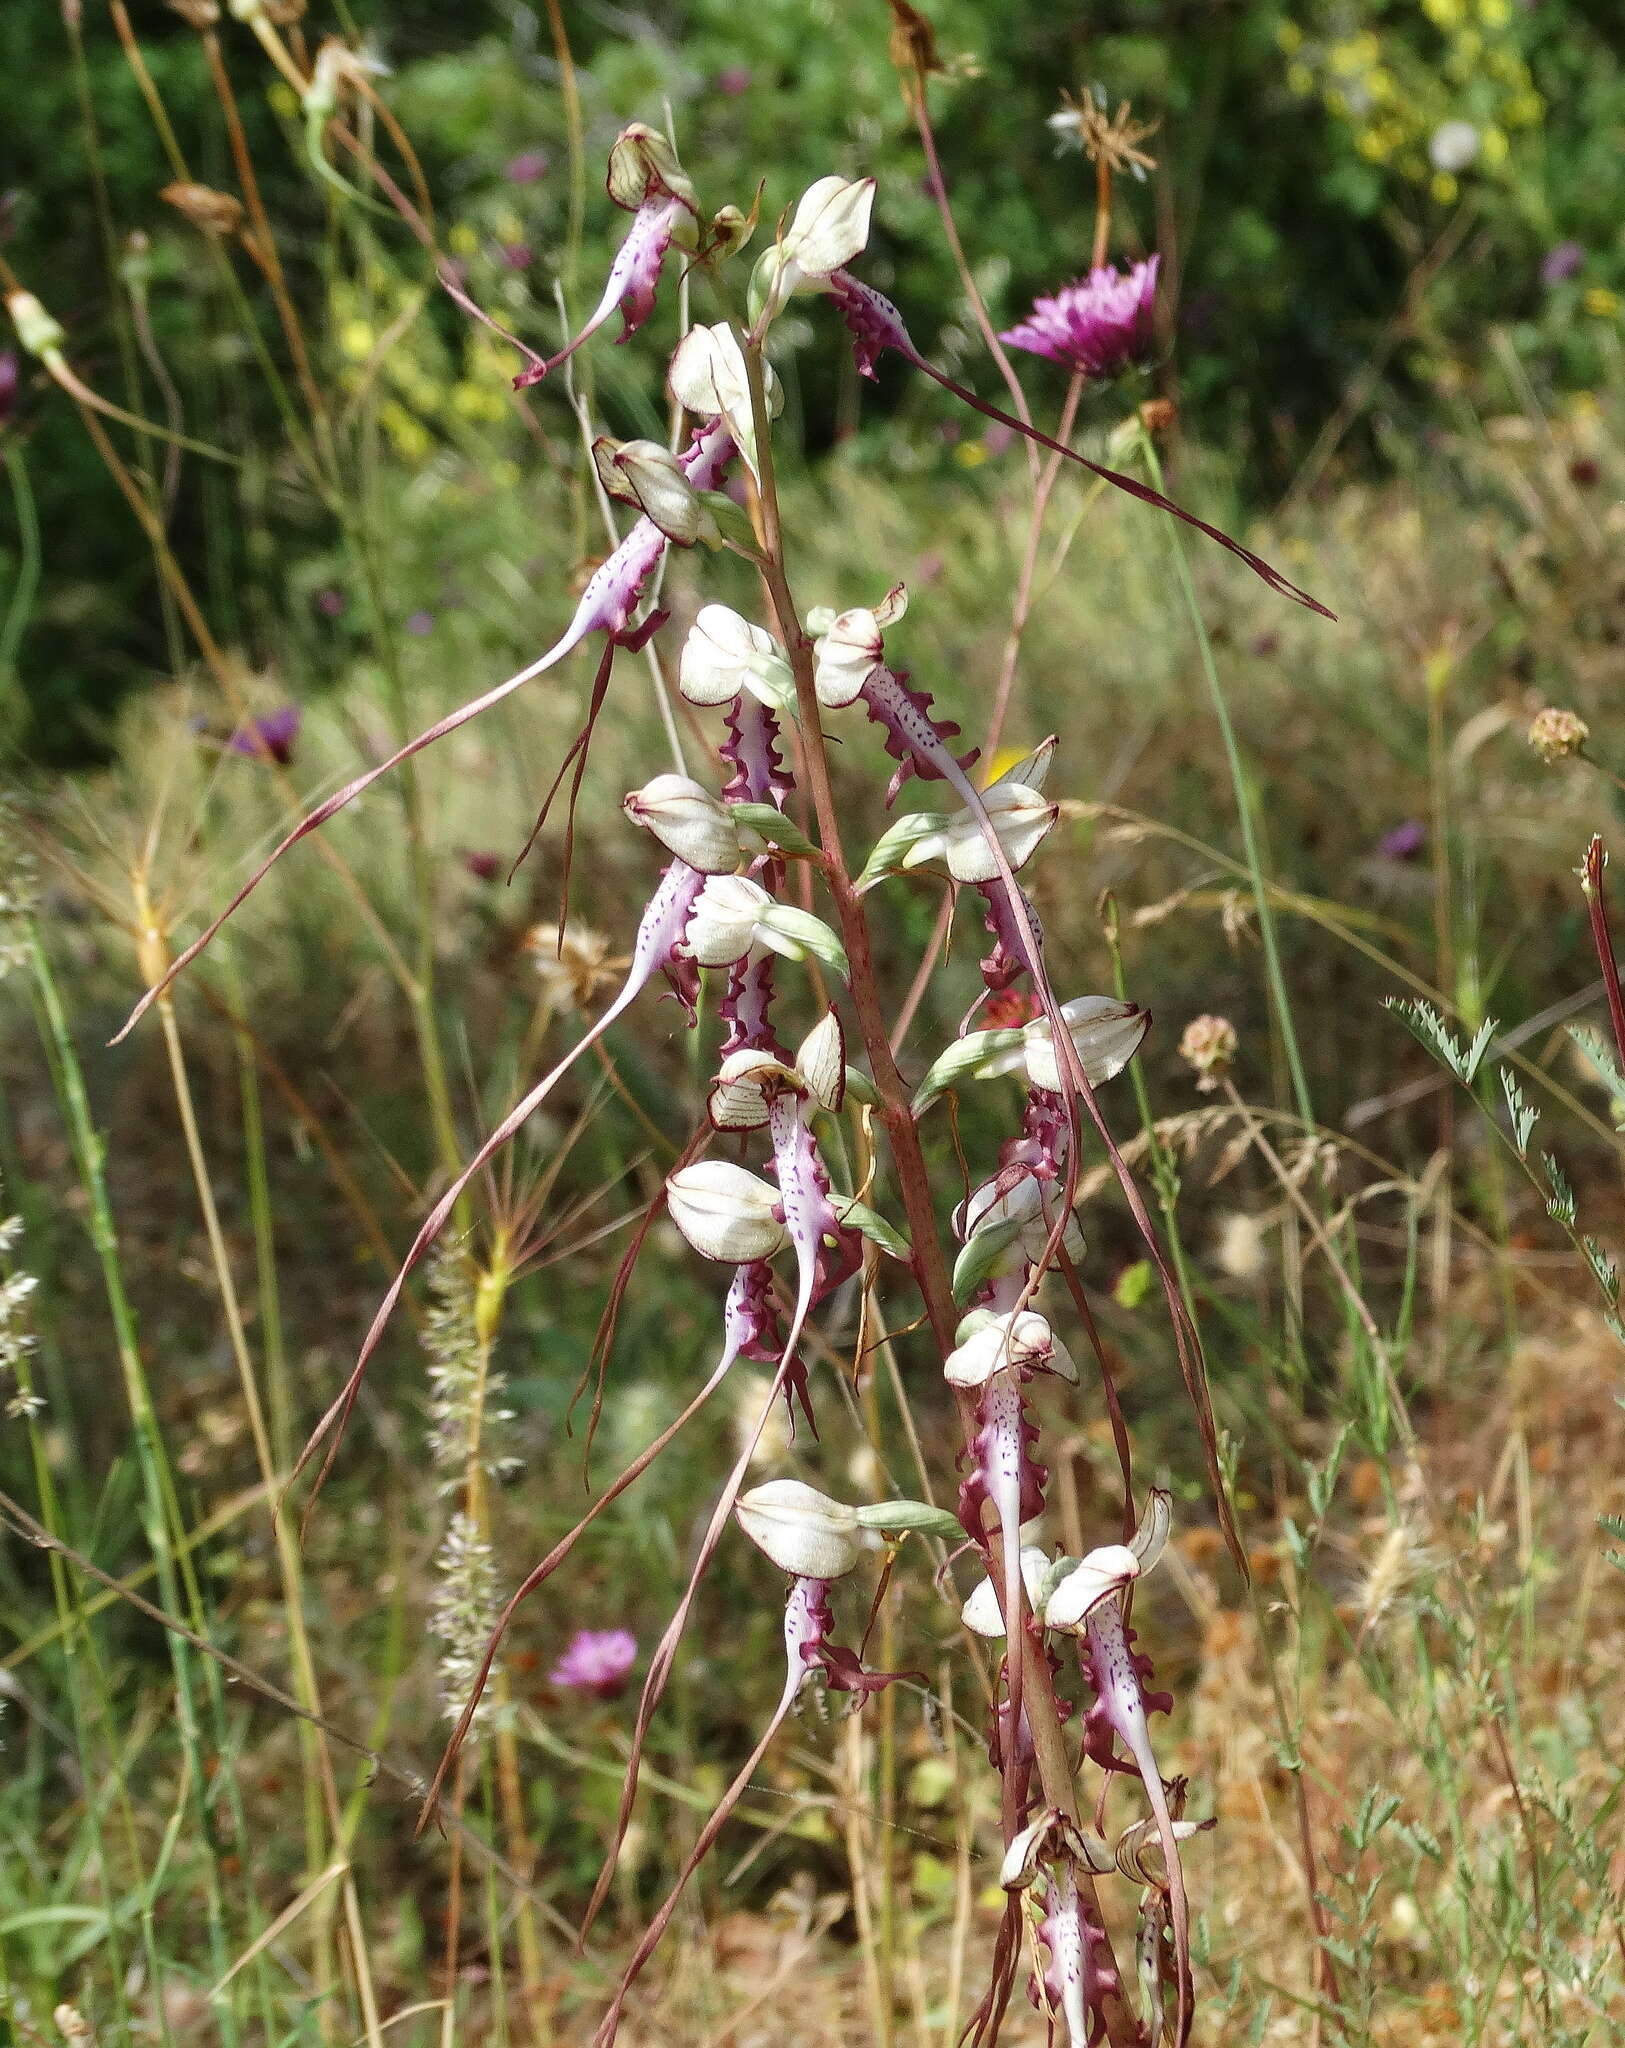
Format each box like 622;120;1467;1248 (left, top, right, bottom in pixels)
736;1478;863;1579
951;1175;1085;1301
1040;1491;1171;1637
1020;997;1150;1096
622;774;741;874
960;1546;1053;1638
749;174;876;323
592;437;719;547
943;1309;1077;1387
678;606;795;713
706;1012;846;1130
668;322;782;481
665;1159;787;1263
811;584;907;708
685;874;849;979
873;739;1060;889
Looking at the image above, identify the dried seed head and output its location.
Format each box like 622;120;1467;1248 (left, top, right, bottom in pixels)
1527;706;1588;763
1178;1013;1237;1091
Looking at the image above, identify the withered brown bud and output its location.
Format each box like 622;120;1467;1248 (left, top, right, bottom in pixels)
1139;397;1177;438
165;0;220;25
161;183;245;237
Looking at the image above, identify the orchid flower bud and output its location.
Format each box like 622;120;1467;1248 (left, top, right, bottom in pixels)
952;1172;1084;1299
1020;997;1151;1095
623;774;741;875
606;123;698;216
6;291;65;360
751;175;876;322
959;1544;1052;1637
811;583;907;707
593;437;719;547
678;606;795;712
665;1160;787;1263
736;1479;863;1579
668;323;781;478
944;1308;1076;1387
686;874;848;978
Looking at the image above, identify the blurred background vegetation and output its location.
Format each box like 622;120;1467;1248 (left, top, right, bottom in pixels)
4;0;1622;759
3;4;1625;2044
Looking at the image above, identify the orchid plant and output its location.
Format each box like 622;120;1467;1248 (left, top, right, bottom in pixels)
116;122;1329;2047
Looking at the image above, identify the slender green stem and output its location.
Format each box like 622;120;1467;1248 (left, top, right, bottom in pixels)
0;445;42;683
29;928;243;2042
1140;432;1316;1127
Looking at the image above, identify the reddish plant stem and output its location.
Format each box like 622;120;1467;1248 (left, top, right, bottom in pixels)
1582;836;1625;1074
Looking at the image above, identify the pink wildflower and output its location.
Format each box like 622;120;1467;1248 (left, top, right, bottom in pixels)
550;1627;638;1699
1000;255;1160;378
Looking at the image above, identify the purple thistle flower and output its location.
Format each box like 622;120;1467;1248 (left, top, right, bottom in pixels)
1377;819;1427;862
550;1627;638;1700
405;609;435;637
1541;240;1585;287
503;150;549;186
999;255;1160;379
228;705;300;766
714;66;752;97
0;350;17;430
498;242;532;273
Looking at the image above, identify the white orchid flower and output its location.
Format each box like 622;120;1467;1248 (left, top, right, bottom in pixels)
707;1012;845;1131
811;583;907;708
665;1160;787;1263
623;774;741;874
943;1308;1076;1388
685;874;848;978
951;1171;1085;1297
894;740;1059;885
752;174;877;322
592;437;718;547
1041;1490;1171;1633
678;605;796;712
668;322;782;478
960;1544;1053;1638
1019;996;1150;1095
736;1479;864;1580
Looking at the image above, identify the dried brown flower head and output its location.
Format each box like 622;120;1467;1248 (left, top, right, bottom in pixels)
525;922;628;1010
160;183;245;237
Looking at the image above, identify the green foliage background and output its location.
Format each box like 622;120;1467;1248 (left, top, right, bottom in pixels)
2;0;1621;758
